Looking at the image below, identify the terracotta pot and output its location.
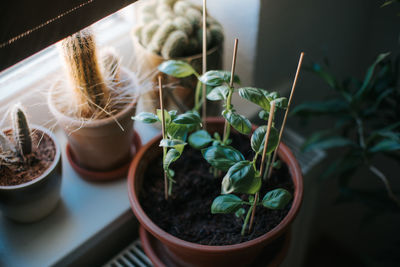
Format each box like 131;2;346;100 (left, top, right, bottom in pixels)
48;68;139;180
0;125;62;223
128;117;303;267
132;37;222;116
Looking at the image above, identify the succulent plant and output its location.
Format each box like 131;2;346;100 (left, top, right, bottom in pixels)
134;0;224;59
60;29;111;118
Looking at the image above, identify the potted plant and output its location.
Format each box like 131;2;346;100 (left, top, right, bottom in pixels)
128;49;304;266
0;104;62;223
132;0;224;115
48;29;141;181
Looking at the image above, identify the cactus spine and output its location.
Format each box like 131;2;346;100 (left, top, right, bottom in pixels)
135;0;224;59
11;105;32;157
61;29;110;118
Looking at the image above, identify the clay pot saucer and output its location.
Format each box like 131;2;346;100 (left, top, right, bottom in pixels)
66;131;142;181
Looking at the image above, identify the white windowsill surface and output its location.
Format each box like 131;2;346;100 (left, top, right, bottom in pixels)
0;122;159;267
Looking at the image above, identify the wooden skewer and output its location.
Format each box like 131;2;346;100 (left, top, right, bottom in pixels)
223;38;239;140
159;75;168;200
202;0;207;130
267;52;305;179
249;101;276;233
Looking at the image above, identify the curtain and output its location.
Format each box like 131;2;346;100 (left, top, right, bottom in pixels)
0;0;136;71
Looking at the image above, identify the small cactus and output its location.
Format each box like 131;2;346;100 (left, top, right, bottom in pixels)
0;104;33;169
11;105;32;157
135;0;224;59
61;29;110;118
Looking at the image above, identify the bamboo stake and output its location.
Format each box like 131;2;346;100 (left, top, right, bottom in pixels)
267;52;305;179
159;75;168;200
249;101;276;233
202;0;207;130
223;38;239;141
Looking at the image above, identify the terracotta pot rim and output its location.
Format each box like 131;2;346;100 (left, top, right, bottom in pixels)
132;35;222;62
128;117;303;252
66;131;142;181
48;67;138;129
0;125;61;190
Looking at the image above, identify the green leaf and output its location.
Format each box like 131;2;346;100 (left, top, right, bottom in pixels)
132;112;159;123
202;145;245;171
259;110;269;121
199;70;240;87
262;188;292;209
173;111;201;125
160;139;187;150
251;126;279;154
238;87;270;110
308;63;338;89
158;60;196;78
291;99;348;116
222;110;252;134
221;161;260;194
369;139;400;153
207;85;230;101
211;194;244;214
156;109;171;124
163;148;181;170
235;208;246;218
273;97;288;109
355;52;391;99
167;123;189;140
168;110;178;120
188;130;213;149
302;136;355;152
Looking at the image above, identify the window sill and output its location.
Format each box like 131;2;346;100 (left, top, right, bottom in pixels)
0;122;159;267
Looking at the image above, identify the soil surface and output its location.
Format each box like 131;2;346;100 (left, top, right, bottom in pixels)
0;130;56;186
140;133;294;246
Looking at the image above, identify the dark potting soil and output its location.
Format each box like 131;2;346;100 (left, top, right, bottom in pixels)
0;130;56;186
140;133;294;246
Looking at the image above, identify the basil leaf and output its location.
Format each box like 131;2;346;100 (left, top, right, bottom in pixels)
202;145;244;171
160;139;187;148
259;110;269;121
164;148;181;170
167;123;189;140
158;60;196;78
211;194;244;214
262;188;292;210
222;110;252;135
189;130;213;149
238;87;270;110
156;109;171;124
221;161;260;194
273;97;288;109
251;126;279;154
173;111;201;125
369;139;400;153
207;85;230;101
235;207;246;218
199;70;241;87
132;112;159;123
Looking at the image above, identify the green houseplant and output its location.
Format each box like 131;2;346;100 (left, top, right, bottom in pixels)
0;104;62;222
48;29;140;181
292;53;400;209
132;0;224;115
128;48;304;266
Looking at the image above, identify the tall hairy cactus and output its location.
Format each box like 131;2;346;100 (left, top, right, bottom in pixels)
135;0;224;59
61;29;110;118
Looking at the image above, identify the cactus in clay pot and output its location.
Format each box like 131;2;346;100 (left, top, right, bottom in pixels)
0;105;32;168
134;0;224;59
60;29;130;119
